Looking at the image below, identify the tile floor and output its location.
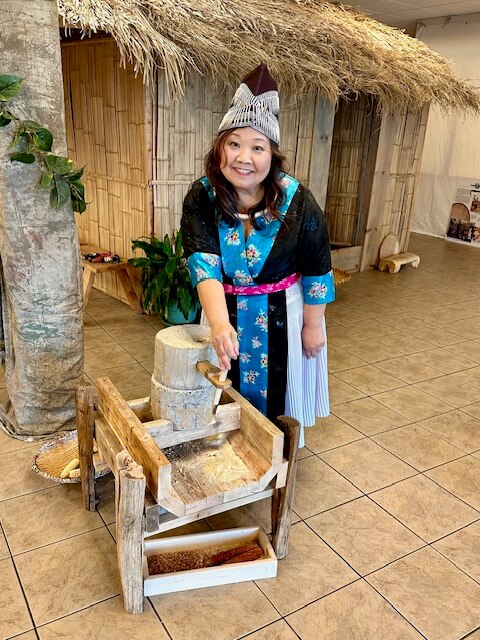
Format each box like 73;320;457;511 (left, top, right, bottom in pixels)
1;233;480;639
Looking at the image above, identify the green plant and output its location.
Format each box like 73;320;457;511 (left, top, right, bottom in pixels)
129;230;199;322
0;73;87;212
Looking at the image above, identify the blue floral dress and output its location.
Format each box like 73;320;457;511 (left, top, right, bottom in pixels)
181;174;335;431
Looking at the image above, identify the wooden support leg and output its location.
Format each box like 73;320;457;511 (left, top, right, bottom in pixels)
271;415;300;560
117;267;143;314
115;450;146;614
76;382;97;512
82;266;96;306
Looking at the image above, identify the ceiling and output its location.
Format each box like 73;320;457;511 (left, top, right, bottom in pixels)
348;0;480;33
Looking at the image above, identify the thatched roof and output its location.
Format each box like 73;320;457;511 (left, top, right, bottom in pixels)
57;0;480;112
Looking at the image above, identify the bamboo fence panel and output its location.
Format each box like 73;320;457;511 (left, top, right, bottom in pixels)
324;96;370;245
62;39;149;303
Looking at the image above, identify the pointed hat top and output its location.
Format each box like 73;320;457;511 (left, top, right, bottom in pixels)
217;63;280;145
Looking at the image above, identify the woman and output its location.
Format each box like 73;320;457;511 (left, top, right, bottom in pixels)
181;63;335;446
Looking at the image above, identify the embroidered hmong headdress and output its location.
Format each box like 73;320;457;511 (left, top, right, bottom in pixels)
218;63;280;146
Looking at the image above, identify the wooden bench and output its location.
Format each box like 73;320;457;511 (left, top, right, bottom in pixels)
81;243;142;313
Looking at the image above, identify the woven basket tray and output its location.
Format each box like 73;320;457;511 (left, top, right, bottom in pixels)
32;430;110;484
333;267;352;286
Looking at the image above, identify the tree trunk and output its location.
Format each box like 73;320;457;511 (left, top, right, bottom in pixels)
0;0;84;437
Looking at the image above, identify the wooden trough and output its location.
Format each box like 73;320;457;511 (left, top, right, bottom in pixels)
76;366;299;613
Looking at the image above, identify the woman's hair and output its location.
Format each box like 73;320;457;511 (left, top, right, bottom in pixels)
205;129;288;226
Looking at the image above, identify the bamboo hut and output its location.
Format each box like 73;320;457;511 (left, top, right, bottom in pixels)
57;0;479;302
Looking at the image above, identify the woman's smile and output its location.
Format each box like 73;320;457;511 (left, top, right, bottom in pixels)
220;127;273;198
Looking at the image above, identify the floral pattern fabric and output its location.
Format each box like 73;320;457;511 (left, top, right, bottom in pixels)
185;173;335;416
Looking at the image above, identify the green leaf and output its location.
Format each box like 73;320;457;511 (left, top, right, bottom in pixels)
71;199;87;213
50;179;71;208
0;111;13;127
68;178;85;200
0;75;23;101
10;152;35;164
44;154;74;175
175;229;183;257
33;127;53;151
21;119;42;132
66;166;85;181
39;172;54;188
164;257;177;281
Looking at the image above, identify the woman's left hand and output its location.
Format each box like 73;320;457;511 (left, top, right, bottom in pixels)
302;325;325;359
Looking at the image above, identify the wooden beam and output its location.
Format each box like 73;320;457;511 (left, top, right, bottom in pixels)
271;416;301;559
96;377;171;501
309;96;336;210
75;382;96;511
115;451;146;614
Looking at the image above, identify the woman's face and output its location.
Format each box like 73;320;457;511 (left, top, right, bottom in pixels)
220;127;273;196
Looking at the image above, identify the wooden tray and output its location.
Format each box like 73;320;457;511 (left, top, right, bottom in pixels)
143;526;277;596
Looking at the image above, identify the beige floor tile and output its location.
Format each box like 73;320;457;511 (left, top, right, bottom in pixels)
106;324;158;345
433;521;480;583
0;428;38;454
307;497;424;575
37;596;169;640
347;319;400;339
296;444;313;460
332;397;410;435
305;415;364;453
0;484;103;555
87;363;151;395
287;579;423;640
328;376;366;406
456;365;480;390
326;306;369;325
371;475;478;542
84;343;137;376
0;529;9;560
445;339;480;364
122;336;156;361
150;520;212;540
411;326;467;347
373;314;431;333
0;557;33;638
463;401;480;421
294;456;362;518
335;364;405;395
418;410;480;453
15;528;121;625
320;439;416;493
257;522;357;615
84;327;120;351
373;424;464;471
423;303;478;326
342;338;403;364
121;385;153;401
96;474;116;525
328;345;367;373
425;456;480;511
367;547;480;640
151;581;279;640
415;375;477;409
377;333;435;354
0;447;53;501
13;632;38;640
447;317;480;339
326;326;368;349
241;619;298;639
416;347;477;374
375;355;442;384
373;386;452;421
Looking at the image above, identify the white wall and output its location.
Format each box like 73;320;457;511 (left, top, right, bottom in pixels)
411;15;480;237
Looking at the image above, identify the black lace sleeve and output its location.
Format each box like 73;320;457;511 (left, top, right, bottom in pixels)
297;188;332;276
181;180;220;259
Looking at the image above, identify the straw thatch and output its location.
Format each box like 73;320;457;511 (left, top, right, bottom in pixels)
57;0;479;112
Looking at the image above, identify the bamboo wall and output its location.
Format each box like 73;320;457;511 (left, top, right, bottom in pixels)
152;73;320;237
360;104;429;270
61;38;150;302
325;96;371;246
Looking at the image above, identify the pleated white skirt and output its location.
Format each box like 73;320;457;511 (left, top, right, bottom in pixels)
284;280;330;447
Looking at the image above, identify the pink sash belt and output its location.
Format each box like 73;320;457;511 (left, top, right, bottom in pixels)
223;272;300;296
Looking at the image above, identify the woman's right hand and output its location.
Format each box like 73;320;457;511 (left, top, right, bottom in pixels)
211;323;239;370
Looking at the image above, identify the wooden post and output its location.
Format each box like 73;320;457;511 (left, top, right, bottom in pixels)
75;382;96;512
271;416;301;560
115;451;146;614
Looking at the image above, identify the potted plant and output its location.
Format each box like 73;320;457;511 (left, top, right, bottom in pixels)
128;230;199;324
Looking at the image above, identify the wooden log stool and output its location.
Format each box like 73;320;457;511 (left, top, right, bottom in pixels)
377;233;420;274
81;243;142;313
75;377;299;614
